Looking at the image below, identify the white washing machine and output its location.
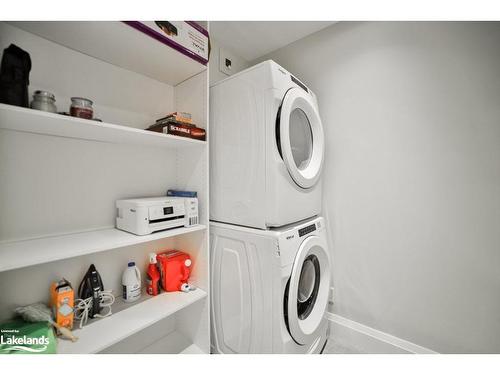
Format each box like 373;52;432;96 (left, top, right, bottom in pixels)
210;217;331;354
210;60;325;229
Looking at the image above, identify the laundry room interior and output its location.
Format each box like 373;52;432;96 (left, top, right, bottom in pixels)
0;19;499;357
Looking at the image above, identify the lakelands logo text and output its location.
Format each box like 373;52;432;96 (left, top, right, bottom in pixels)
1;329;49;353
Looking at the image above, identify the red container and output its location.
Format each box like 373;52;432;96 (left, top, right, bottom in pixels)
157;250;192;292
146;253;161;296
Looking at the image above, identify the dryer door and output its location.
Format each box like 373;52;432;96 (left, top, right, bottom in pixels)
278;87;325;189
286;235;331;345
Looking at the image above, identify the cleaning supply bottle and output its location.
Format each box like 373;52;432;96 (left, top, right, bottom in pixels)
146;253;160;296
122;261;141;303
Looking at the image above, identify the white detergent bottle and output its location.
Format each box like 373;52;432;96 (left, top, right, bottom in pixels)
122;261;141;303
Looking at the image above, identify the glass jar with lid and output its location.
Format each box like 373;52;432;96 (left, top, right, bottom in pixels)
31;90;57;113
70;97;94;119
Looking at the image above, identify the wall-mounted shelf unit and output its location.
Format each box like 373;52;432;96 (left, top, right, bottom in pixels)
0;104;205;149
0;21;210;354
58;288;207;354
0;225;207;273
8;21;207;86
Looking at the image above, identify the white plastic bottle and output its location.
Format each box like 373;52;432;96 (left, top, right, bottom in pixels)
122;261;141;303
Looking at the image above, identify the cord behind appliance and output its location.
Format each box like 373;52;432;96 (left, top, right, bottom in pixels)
74;290;115;329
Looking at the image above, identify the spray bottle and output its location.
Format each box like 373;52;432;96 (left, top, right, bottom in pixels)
146;253;160;296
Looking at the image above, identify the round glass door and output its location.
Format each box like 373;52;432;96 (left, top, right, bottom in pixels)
289;108;313;170
278;88;325;189
286;235;330;345
297;254;320;320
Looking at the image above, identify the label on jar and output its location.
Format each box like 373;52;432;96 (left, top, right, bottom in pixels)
70;106;93;119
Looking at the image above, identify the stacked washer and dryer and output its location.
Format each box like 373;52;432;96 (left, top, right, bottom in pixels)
209;60;331;354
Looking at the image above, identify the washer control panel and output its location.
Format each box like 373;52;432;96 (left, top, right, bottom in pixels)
298;223;317;237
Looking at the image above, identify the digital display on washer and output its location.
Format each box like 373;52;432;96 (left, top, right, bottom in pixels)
163;206;173;215
298;224;316;237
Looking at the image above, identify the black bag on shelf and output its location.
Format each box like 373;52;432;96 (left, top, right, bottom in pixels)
0;44;31;107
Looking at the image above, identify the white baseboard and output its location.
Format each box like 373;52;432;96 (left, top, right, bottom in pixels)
326;312;437;354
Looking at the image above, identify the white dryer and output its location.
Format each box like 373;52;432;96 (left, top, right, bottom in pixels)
210;60;325;229
210;217;331;354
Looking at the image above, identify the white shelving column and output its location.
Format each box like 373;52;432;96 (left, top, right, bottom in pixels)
0;21;210;354
173;66;210;352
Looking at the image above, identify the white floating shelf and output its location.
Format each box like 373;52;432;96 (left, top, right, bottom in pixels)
9;21;207;86
0;104;206;148
0;225;206;272
58;288;207;354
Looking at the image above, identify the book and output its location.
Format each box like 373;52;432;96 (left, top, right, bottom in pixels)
164;123;206;141
156;118;195;127
157;112;193;124
166;189;197;198
145;122;167;133
146;118;197;133
167;111;191;119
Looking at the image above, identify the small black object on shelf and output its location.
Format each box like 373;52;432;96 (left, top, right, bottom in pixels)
78;264;105;319
0;44;31;108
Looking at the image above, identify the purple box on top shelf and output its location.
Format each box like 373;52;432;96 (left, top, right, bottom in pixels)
123;21;209;66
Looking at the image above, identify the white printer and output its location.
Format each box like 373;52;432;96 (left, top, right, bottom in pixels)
116;197;199;235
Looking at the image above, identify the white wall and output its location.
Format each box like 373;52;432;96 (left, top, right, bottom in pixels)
209;39;250;86
259;22;500;353
0;22;174;129
0;22;178;240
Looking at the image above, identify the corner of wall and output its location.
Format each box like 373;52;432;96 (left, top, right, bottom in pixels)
209;39;250;86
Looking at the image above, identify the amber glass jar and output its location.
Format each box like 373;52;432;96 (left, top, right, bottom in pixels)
70;97;93;119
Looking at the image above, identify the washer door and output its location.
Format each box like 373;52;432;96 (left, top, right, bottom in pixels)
286;235;331;345
278;87;325;189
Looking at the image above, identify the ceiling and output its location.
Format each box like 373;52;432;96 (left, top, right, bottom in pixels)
209;21;335;61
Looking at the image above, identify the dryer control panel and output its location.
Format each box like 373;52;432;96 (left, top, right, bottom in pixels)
291;75;309;92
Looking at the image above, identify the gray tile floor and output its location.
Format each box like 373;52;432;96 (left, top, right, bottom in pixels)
323;338;366;354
